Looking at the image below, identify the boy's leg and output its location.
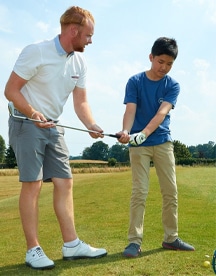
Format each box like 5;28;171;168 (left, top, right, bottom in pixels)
153;142;178;243
128;147;152;245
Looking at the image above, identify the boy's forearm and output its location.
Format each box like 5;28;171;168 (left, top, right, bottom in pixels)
143;113;166;137
143;102;172;137
122;103;136;133
122;113;134;133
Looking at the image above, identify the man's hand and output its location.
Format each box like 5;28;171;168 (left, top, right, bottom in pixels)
129;132;146;146
32;111;55;128
88;124;104;138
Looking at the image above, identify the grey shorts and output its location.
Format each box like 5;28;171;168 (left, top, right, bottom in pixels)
9;116;72;182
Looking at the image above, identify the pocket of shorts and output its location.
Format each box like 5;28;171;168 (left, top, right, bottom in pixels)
9;118;23;144
56;125;65;136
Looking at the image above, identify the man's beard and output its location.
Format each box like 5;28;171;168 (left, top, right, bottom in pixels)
74;46;84;52
73;34;85;52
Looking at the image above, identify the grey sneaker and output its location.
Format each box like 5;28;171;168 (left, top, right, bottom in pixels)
62;241;107;260
25;246;54;270
162;238;195;251
123;243;141;258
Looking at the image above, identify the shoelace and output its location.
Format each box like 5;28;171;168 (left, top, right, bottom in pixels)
126;243;140;250
34;247;45;257
176;238;187;247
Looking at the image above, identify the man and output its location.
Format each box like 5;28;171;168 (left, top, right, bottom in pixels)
4;6;107;270
117;37;195;257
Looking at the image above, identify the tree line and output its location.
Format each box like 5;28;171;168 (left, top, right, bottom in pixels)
81;140;216;166
0;134;215;168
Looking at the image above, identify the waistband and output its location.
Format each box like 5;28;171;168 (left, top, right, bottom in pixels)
13;109;59;123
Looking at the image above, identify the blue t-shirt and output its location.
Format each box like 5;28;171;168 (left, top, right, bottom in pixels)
124;72;180;146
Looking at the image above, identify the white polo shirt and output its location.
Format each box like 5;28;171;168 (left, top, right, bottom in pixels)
13;35;87;120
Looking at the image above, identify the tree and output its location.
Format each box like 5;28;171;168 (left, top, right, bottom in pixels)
173;140;192;160
109;143;129;162
108;158;117;167
212;144;216;159
82;141;109;161
188;141;215;159
82;146;91;160
5;145;17;168
0;135;6;163
187;145;199;158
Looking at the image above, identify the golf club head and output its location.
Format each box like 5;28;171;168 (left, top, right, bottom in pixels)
8;101;15;116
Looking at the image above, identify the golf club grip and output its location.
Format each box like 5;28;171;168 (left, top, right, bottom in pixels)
108;134;121;138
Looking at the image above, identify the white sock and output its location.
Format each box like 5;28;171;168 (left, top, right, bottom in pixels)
64;238;80;248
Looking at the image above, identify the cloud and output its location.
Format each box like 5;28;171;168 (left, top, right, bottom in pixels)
36;21;50;33
172;0;216;25
0;26;11;33
171;104;215;145
203;0;216;24
0;4;12;33
194;59;209;70
194;58;216;99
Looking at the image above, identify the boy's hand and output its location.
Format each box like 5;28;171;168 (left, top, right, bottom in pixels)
129;132;146;146
117;130;130;144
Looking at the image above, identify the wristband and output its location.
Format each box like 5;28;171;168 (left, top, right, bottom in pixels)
31;111;37;119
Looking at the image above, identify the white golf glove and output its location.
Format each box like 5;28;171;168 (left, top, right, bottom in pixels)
129;132;146;146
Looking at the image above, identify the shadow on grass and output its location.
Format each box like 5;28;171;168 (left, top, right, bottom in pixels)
0;248;164;275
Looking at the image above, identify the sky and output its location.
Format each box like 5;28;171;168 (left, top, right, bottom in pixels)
0;0;215;156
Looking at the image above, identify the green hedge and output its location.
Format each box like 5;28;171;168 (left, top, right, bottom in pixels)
175;158;216;166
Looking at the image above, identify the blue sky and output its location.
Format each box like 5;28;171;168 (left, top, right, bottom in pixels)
0;0;215;156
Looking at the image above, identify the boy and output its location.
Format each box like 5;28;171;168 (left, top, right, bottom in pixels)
117;37;195;257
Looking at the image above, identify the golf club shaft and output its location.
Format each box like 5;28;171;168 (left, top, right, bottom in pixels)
8;103;120;138
56;123;119;138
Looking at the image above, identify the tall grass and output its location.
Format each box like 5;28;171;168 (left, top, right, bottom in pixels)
0;167;215;275
0;169;19;176
0;167;130;176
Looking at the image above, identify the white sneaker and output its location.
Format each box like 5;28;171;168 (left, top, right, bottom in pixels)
62;241;107;260
25;246;54;269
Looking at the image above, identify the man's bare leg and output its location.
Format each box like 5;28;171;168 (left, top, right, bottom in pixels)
52;178;77;242
19;181;42;250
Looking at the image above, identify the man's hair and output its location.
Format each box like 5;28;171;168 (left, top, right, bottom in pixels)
151;37;178;60
60;6;94;27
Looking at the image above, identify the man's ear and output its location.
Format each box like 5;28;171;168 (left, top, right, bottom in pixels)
70;25;79;37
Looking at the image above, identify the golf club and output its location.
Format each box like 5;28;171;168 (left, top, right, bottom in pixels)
8;102;120;138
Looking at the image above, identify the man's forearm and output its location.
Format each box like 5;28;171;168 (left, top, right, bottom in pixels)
75;102;96;129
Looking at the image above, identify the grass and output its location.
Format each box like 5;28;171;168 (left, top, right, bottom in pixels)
0;167;215;275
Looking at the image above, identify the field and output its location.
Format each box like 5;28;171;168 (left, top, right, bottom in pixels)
0;167;215;275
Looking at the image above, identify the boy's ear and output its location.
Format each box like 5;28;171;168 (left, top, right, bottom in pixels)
149;53;153;62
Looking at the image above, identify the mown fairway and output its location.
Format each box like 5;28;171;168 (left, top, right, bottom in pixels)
0;167;215;276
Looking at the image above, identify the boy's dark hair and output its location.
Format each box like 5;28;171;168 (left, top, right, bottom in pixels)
151;37;178;60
